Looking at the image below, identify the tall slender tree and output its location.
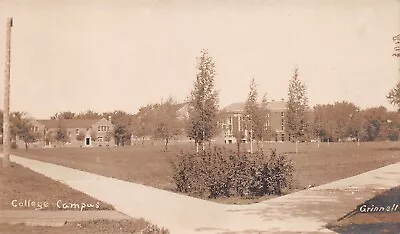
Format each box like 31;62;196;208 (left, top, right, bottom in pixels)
244;79;269;153
286;67;309;154
188;49;219;152
244;78;258;153
258;93;270;150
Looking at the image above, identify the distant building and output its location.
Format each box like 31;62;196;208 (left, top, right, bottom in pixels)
220;99;313;144
16;118;115;148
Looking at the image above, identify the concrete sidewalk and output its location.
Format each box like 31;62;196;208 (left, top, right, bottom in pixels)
9;155;400;234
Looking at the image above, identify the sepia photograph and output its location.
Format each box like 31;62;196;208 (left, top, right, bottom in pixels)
0;0;399;233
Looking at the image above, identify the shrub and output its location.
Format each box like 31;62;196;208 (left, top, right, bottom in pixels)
141;224;170;234
171;147;294;199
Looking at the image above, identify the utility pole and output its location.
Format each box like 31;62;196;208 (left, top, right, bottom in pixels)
3;17;13;168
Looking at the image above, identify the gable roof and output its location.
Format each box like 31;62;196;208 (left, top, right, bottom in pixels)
37;119;102;129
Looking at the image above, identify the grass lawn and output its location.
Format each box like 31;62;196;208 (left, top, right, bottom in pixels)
13;141;400;203
0;162;169;233
0;162;114;211
0;219;169;234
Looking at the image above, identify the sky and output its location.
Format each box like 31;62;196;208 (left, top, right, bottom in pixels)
0;0;399;118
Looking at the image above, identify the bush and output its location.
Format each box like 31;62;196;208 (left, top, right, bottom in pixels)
171;147;294;199
141;224;170;234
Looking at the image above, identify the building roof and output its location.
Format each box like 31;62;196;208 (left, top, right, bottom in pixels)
37;119;102;129
223;100;288;113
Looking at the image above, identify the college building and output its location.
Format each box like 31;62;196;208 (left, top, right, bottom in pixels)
220;99;314;144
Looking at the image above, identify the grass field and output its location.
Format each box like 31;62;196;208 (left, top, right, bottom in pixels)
0;219;169;234
0;162;114;211
0;163;169;233
13;141;400;203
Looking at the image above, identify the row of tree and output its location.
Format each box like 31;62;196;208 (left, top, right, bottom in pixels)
3;49;399;151
49;99;186;150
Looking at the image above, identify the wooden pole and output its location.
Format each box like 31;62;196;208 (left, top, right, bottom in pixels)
3;17;13;168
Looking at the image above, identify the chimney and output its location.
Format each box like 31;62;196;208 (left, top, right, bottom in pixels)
108;116;112;122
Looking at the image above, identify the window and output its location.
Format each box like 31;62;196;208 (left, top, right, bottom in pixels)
98;126;110;132
281;124;284;131
281;133;285;142
76;128;79;135
281;112;284;117
32;126;39;132
97;137;103;142
228;125;233;137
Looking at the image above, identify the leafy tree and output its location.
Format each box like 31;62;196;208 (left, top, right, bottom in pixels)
258;93;270;148
387;34;400;109
50;111;76;120
76;130;85;141
113;124;131;146
153;98;183;151
188;49;219;152
243;78;268;152
393;34;400;57
44;129;55;146
387;82;400;111
104;130;113;142
131;104;158;146
313;102;361;143
362;107;391;141
76;110;101;119
90;129;97;142
331;101;360;141
103;110;134;146
244;78;258;153
54;120;69;144
286;67;309;153
10;112;40;150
